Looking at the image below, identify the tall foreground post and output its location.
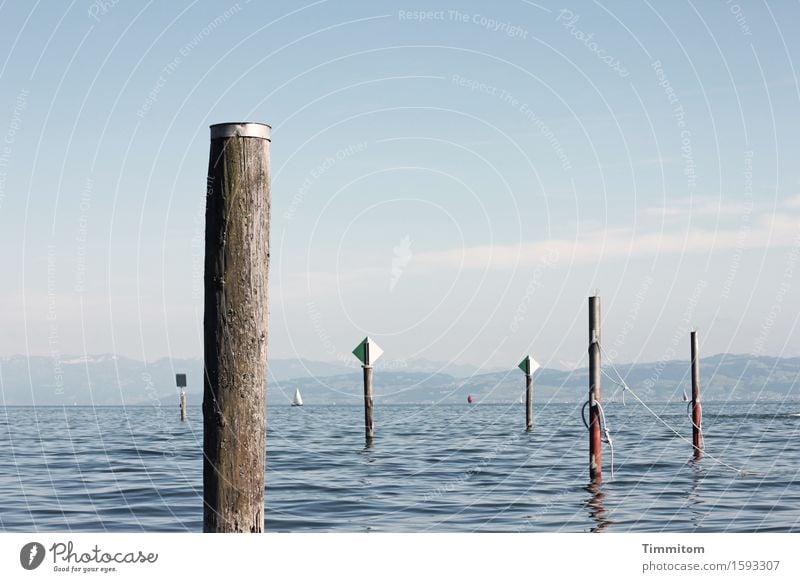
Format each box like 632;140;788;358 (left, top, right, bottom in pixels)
690;330;704;458
588;295;602;481
203;122;271;533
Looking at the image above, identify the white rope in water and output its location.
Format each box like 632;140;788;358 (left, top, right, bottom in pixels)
686;401;703;433
598;401;614;480
597;343;749;477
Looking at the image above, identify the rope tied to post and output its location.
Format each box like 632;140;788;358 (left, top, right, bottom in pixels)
581;398;615;479
686;401;703;433
596;342;752;477
583;328;615;478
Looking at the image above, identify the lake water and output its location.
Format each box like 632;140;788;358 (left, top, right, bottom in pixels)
1;401;798;532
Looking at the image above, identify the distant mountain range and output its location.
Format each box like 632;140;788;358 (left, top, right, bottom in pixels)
0;353;797;406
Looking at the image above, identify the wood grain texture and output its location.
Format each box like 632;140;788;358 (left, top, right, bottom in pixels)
203;132;270;533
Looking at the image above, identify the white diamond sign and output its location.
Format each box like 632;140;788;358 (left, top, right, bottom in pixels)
352;336;384;366
518;355;541;375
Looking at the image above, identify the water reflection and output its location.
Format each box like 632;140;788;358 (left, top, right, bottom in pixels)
2;403;796;532
686;459;708;529
584;481;612;532
693;445;704;462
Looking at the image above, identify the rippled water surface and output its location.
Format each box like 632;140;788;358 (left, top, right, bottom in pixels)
1;401;798;532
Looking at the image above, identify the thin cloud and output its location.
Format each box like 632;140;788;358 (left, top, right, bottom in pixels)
782;195;800;209
413;214;800;270
642;197;750;218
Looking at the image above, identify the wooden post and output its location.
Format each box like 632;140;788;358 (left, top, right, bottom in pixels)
518;355;536;432
588;295;602;481
363;365;374;443
353;337;382;444
525;373;533;432
176;373;187;422
690;330;703;458
203;122;271;533
180;390;187;422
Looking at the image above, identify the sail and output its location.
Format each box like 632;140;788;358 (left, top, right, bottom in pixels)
292;388;303;406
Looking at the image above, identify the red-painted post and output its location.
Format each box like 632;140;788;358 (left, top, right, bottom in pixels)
690;330;703;458
589;295;602;481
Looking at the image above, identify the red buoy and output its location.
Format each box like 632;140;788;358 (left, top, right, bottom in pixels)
467;394;474;404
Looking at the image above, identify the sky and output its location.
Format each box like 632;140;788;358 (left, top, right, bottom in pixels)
1;0;799;371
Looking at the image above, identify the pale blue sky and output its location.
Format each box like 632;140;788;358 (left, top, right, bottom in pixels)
1;0;798;370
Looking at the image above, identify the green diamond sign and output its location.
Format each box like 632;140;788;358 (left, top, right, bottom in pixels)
353;336;383;366
518;356;540;375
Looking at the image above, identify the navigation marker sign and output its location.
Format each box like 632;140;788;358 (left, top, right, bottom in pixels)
519;355;540;432
518;356;540;375
353;336;382;443
353;336;383;367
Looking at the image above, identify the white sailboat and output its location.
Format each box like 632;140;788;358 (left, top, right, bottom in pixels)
291;388;303;407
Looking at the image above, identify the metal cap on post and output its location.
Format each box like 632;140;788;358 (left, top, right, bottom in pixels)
210;122;271;141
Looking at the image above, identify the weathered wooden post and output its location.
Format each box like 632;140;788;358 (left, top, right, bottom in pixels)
525;373;532;431
518;356;539;431
203;122;271;533
353;337;383;444
690;330;703;458
176;373;187;422
588;295;602;481
363;365;374;440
